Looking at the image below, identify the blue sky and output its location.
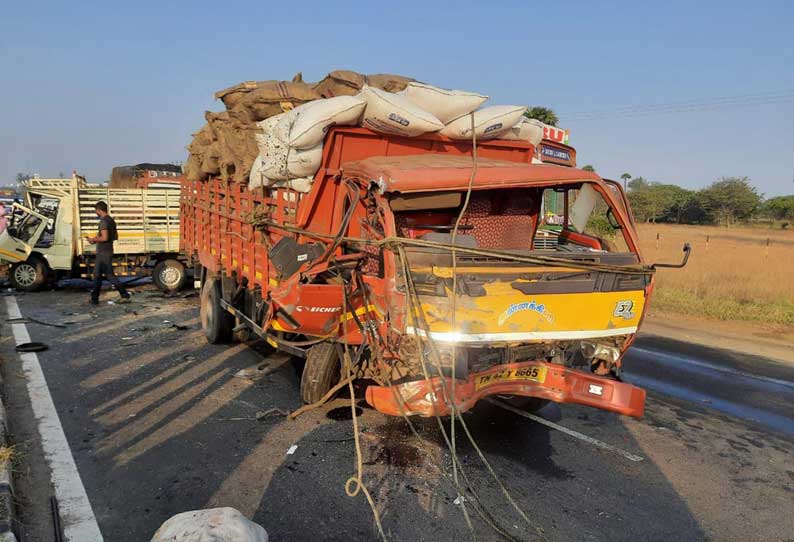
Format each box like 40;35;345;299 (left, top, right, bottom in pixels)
1;1;792;195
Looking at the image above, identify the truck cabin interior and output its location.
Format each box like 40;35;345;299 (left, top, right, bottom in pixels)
388;182;636;265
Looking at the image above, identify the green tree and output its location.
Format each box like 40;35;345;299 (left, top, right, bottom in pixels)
628;177;649;191
762;195;794;220
699;177;762;226
524;106;558;126
626;178;695;223
582;164;596;172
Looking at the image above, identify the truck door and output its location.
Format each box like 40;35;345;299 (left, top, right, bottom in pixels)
0;204;50;264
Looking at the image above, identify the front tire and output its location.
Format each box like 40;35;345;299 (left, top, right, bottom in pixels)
200;277;234;344
153;259;187;293
300;342;341;404
10;258;48;292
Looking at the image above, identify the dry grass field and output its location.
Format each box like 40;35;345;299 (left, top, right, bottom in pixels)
636;223;794;326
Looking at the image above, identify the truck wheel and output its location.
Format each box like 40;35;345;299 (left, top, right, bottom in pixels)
153;259;187;293
200;277;234;344
300;342;341;404
10;257;48;292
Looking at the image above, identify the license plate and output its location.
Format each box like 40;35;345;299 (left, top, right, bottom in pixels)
474;365;547;390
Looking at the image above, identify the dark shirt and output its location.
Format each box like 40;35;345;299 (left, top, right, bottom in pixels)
96;215;118;254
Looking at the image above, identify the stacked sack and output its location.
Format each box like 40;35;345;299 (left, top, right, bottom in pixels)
184;70;549;192
247;82;548;192
249;96;367;192
185;71;415;184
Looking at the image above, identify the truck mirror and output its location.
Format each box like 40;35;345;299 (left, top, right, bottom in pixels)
606;208;622;229
651;243;691;269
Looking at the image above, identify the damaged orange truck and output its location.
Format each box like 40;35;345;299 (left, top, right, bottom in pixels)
180;127;689;418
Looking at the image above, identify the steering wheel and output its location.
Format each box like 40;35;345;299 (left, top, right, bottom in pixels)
412;224;474;232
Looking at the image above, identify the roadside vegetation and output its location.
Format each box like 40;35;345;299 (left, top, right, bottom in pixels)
637;223;794;325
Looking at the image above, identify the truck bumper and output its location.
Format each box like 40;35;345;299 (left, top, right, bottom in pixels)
365;361;646;418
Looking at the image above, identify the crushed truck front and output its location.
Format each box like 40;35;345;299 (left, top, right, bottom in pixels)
344;155;653;417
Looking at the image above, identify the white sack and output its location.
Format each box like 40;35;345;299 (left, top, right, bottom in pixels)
151;507;268;542
272;176;314;194
286;143;323;178
255;113;287;153
277;96;366;149
400;82;488;124
248;154;271;190
499;117;544;145
440;105;527;140
359;85;444;137
254;113;291;181
261;146;289;181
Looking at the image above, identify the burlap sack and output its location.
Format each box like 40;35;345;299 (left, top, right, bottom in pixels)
205;111;260;182
314;70;414;98
184;154;203;183
109;166;136;188
215;74;321;124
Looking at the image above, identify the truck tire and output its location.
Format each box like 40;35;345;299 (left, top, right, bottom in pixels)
153;259;187;293
300;342;341;404
200;277;234;344
10;257;48;292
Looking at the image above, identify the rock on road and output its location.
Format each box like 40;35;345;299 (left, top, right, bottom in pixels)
1;287;792;542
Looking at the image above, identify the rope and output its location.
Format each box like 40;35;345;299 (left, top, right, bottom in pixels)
396;245;546;541
340;283;388;541
449;112;479;524
252;219;654;276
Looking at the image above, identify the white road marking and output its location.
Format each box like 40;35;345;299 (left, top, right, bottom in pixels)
5;296;103;542
486;398;645;462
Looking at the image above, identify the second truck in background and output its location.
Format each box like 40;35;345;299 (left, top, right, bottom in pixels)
0;174;187;292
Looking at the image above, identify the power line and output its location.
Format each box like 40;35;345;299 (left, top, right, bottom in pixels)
559;89;794;121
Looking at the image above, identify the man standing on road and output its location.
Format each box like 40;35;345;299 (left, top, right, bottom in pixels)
87;201;130;305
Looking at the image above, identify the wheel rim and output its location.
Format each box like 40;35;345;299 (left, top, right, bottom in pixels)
159;266;182;288
14;263;37;287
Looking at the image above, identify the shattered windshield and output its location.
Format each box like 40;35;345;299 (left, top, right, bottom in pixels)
390;184;634;260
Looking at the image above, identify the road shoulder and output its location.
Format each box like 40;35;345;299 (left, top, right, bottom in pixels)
640;312;794;365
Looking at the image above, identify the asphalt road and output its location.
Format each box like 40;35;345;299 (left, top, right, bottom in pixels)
1;286;792;542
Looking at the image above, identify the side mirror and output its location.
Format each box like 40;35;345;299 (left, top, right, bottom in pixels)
606;208;622;229
652;243;691;269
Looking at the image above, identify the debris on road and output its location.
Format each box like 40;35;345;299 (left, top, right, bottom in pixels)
233;353;292;381
286;445;298;455
15;342;49;353
255;408;289;420
151;507;268;542
6;316;68;328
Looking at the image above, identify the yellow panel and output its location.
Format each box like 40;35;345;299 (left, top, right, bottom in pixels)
416;282;646;336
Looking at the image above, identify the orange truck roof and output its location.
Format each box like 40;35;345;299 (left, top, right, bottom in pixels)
343;154;601;193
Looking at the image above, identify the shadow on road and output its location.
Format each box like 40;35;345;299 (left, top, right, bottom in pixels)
2;289;713;541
